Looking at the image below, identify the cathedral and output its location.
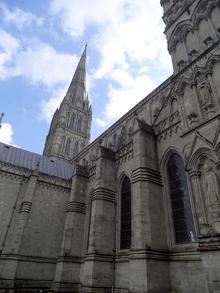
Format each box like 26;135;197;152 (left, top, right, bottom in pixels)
0;0;220;292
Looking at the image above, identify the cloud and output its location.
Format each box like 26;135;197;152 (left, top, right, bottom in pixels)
50;0;126;38
0;31;78;88
95;118;107;128
39;87;66;123
0;2;43;28
13;40;78;87
0;29;20;79
0;122;14;145
104;69;156;120
49;0;172;125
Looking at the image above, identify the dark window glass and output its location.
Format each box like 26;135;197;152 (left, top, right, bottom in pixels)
167;154;196;244
120;176;131;250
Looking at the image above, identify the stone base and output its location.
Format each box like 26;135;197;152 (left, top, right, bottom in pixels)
0;279;52;293
51;281;79;292
80;286;112;293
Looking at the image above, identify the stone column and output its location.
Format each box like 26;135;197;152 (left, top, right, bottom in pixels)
192;84;204;118
52;165;89;292
1;171;38;290
189;170;209;235
128;119;170;293
207;73;220;107
81;146;116;293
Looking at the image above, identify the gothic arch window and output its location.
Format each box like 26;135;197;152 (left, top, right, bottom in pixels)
74;141;79;155
65;138;71;156
70;114;75;129
170;98;178;112
66;112;70;127
60;136;66;153
120;176;131;250
167;153;196;244
77;117;83;132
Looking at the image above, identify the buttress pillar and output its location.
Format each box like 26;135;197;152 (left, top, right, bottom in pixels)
81;146;116;293
0;171;38;291
129;119;170;293
52;165;89;292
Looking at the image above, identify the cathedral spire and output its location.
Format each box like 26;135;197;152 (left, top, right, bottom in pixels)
43;46;92;161
65;44;87;102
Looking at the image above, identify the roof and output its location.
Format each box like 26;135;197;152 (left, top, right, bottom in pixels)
0;142;74;180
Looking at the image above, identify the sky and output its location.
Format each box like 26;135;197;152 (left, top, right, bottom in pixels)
0;0;173;154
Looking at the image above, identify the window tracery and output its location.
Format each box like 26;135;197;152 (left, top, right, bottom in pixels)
167;153;196;244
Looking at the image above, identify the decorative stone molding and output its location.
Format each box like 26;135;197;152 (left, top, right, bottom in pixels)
116;142;133;163
92;188;116;203
19;201;32;213
132;167;162;185
37;181;70;193
169;23;193;53
154;110;181;135
97;146;116;161
163;0;194;31
66;201;86;214
75;164;89;178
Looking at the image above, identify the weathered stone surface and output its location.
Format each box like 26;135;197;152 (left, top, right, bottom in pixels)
1;0;220;292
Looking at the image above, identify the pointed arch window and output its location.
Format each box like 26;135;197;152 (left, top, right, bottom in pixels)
74;141;79;155
167;153;196;244
60;136;66;154
66;112;70;127
120;176;131;250
77;117;83;132
70;114;75;129
65;138;71;156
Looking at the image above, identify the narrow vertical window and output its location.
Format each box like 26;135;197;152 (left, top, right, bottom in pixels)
77;117;83;132
60;136;65;154
65;138;71;156
74;141;79;155
167;154;196;244
70;114;75;129
120;176;131;250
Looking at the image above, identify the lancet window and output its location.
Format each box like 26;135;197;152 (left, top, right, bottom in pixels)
167;153;196;244
120;176;132;250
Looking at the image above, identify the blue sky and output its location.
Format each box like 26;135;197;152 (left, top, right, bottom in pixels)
0;0;172;154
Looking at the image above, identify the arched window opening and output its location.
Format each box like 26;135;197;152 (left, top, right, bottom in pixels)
74;141;79;155
120;176;131;250
77;117;83;132
167;153;196;244
70;114;75;129
65;138;71;156
66;112;70;127
171;98;178;112
60;136;66;154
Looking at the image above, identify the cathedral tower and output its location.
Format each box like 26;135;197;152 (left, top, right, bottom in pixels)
43;45;92;161
161;0;220;72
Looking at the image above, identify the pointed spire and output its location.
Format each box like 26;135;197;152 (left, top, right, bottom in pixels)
66;45;87;100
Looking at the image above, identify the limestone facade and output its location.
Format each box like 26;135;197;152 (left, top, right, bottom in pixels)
0;0;220;292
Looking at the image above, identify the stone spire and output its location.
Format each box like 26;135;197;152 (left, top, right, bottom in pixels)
65;44;87;102
43;46;92;161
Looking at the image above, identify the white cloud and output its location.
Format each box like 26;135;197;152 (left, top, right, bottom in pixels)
13;40;78;87
50;0;172;124
0;2;43;28
0;31;79;88
39;87;66;123
96;118;107;128
0;122;14;145
50;0;125;38
104;69;156;120
0;29;20;79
